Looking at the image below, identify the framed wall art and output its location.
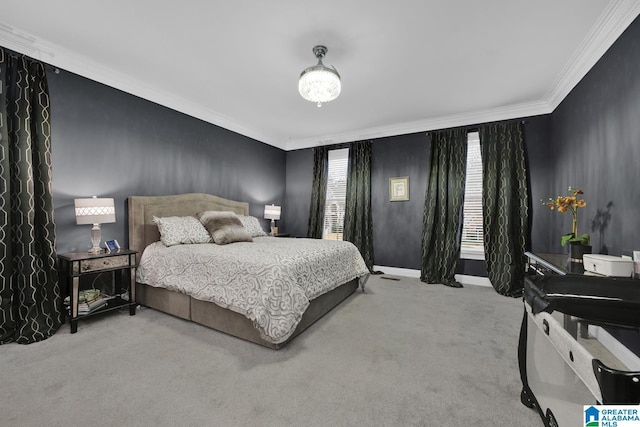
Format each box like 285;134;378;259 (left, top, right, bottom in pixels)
389;176;409;201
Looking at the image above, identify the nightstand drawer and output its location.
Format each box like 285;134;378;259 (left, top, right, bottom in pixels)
80;255;130;273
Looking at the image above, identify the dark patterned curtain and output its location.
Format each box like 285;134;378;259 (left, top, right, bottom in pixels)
344;141;373;271
0;48;62;344
420;129;467;287
307;146;329;238
479;122;528;297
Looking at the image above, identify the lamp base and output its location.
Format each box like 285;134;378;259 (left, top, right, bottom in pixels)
88;223;103;254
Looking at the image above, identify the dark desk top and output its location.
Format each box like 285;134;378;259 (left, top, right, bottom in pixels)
525;251;571;275
58;248;137;262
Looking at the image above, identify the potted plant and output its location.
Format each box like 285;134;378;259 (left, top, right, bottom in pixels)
542;186;591;270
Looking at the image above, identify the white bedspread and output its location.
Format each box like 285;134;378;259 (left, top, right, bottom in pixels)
136;237;369;344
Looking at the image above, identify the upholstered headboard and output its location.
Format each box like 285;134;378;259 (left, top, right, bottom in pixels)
128;193;249;262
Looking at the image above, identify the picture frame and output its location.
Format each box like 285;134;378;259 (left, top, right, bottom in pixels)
389;176;409;201
105;239;120;251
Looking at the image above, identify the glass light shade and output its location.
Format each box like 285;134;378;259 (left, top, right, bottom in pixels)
299;44;341;109
298;65;341;107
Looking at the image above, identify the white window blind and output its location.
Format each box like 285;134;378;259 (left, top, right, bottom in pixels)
322;148;349;241
461;132;484;258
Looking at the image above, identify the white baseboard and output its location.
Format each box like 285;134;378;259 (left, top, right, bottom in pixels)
455;274;492;287
588;325;640;371
373;265;491;287
373;265;421;278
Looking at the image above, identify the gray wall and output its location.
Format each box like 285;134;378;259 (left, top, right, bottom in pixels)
371;134;429;269
48;70;286;253
284;135;431;270
545;14;640;257
284;148;314;238
284;116;552;274
546;15;640;353
525;115;555;253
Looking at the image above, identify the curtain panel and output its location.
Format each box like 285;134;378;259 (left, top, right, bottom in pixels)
420;129;467;287
0;48;62;344
344;140;373;271
479;122;529;297
307;146;329;238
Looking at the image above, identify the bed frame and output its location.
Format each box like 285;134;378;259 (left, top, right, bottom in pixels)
127;193;358;349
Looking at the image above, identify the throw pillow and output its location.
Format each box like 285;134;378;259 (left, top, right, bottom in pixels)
197;211;253;244
238;215;268;237
152;216;212;246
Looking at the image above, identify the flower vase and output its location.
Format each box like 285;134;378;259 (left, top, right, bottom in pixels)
568;242;592;274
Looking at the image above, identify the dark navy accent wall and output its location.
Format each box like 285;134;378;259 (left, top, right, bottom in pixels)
48;70;286;253
546;15;640;257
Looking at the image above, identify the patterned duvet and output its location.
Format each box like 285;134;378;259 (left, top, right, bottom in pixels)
136;237;370;344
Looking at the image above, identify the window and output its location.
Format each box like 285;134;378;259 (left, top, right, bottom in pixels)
323;148;349;240
461;132;484;259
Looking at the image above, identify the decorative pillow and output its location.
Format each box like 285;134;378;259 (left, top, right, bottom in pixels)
197;211;253;245
152;215;212;246
238;215;268;237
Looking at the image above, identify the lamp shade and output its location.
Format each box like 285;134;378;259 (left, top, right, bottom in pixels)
264;204;281;221
74;197;116;225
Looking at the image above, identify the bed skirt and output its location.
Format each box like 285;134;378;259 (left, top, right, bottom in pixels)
136;278;359;349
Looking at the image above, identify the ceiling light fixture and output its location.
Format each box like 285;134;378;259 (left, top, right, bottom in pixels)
298;45;341;108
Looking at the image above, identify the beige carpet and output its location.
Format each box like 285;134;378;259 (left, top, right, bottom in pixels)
0;275;542;427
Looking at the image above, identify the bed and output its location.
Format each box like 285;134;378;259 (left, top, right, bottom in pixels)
128;193;369;349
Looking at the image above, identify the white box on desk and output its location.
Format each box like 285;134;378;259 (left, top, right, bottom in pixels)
582;254;634;277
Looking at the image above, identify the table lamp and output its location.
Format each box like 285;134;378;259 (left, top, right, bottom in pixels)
74;196;116;253
264;204;281;236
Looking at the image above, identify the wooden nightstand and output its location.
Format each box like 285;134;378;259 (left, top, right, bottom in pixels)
273;233;291;237
57;249;137;333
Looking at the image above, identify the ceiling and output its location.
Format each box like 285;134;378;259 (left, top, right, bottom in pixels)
1;1;639;151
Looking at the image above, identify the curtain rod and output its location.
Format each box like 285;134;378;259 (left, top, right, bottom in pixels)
426;119;528;135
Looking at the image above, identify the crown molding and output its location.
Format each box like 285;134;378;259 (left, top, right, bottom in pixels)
2;3;637;153
544;1;640;110
0;22;285;150
283;100;551;151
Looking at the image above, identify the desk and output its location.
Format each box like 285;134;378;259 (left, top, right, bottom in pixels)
525;252;583;338
525;251;640;367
